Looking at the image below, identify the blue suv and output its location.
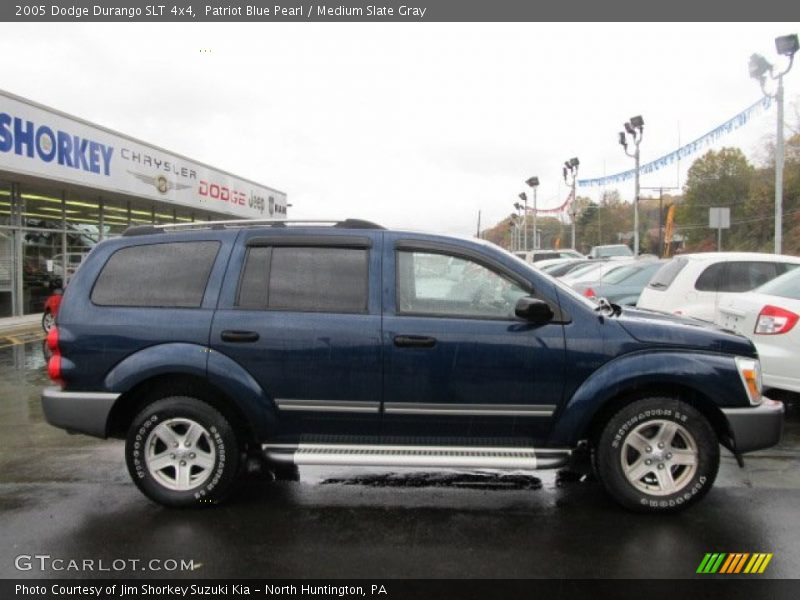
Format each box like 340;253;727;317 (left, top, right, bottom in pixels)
41;219;784;512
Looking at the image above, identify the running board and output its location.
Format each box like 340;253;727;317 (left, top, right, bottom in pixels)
263;443;571;470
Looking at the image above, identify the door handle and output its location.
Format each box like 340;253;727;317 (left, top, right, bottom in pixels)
221;330;260;343
394;335;437;348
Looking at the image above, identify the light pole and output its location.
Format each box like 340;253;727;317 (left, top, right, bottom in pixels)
619;116;644;256
749;33;798;255
512;203;523;250
518;192;528;251
562;158;579;250
525;177;540;250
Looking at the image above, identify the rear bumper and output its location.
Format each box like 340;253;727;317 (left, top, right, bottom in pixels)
41;387;119;438
722;398;784;454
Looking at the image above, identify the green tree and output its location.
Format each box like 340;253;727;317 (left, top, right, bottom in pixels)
677;148;754;250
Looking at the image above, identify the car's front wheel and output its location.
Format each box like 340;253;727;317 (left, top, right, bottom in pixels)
595;397;719;513
125;396;241;507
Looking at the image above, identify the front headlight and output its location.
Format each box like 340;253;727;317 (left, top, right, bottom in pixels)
735;356;763;406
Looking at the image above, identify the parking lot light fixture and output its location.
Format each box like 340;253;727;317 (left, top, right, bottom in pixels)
619;116;644;256
563;160;579;249
749;33;798;254
518;193;528;250
525;177;540;250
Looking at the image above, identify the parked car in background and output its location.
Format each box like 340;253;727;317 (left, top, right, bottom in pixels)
572;260;666;305
42;290;63;332
541;258;594;277
637;252;800;322
716;268;800;396
524;249;584;263
560;258;634;286
587;244;634;260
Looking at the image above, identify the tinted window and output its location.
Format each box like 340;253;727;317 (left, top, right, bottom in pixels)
91;241;219;308
721;262;780;292
648;258;687;291
238;246;368;313
397;251;528;319
532;252;559;262
695;263;726;292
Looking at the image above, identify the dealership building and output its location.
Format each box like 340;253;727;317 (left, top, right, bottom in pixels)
0;89;287;318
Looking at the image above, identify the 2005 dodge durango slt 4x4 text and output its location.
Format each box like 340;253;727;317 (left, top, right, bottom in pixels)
41;219;784;512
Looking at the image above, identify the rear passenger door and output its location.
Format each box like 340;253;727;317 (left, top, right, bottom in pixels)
210;231;383;440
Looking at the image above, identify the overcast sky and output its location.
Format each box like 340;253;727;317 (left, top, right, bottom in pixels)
1;22;798;235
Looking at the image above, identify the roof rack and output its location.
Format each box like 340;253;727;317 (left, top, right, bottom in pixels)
122;218;385;236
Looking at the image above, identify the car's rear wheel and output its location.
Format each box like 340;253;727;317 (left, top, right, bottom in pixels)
42;310;55;332
595;397;719;513
125;396;241;507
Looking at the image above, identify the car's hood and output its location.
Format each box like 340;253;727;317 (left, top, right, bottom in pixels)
615;307;757;357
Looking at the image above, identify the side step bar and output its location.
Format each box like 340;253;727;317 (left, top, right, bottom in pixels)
263;443;571;470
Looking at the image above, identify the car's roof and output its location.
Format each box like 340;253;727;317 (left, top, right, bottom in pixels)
676;252;800;263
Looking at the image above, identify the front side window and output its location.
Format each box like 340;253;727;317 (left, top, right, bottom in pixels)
237;246;368;313
91;241;220;308
397;251;528;319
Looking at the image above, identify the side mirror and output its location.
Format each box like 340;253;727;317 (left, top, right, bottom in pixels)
515;297;554;323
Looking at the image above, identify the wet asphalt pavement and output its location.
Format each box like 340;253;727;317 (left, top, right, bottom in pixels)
1;338;799;580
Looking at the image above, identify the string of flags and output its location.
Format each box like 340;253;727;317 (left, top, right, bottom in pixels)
577;96;773;188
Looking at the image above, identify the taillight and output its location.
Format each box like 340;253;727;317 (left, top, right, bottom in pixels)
46;326;59;351
754;305;799;335
48;354;62;383
47;325;63;386
584;287;596;298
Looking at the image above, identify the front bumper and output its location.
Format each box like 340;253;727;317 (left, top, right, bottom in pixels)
41;387;120;438
722;398;785;454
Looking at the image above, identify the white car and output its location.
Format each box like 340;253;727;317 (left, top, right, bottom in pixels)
716;268;800;395
637;252;800;322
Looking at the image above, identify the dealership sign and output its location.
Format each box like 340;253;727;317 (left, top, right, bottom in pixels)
0;90;286;219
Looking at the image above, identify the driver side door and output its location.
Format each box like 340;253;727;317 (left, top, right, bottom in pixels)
381;237;566;443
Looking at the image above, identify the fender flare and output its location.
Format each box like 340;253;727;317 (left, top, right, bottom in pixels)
104;343;277;439
548;350;746;446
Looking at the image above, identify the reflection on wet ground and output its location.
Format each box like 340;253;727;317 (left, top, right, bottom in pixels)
321;471;544;490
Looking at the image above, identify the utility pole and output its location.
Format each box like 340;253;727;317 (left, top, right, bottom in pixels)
641;186;680;257
525;177;540;250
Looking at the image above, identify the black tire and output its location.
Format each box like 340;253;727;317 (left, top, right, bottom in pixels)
125;396;241;507
595;397;719;513
267;461;301;482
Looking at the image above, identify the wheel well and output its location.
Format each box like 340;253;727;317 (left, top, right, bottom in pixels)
106;373;257;448
583;383;733;450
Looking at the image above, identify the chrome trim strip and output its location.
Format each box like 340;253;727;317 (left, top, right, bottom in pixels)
42;389;120;402
383;402;555;416
275;399;380;414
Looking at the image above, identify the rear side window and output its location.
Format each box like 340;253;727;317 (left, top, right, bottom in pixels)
721;262;781;292
91;241;220;308
237;246;368;313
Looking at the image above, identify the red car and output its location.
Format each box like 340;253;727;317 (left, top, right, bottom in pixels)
42;291;63;332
